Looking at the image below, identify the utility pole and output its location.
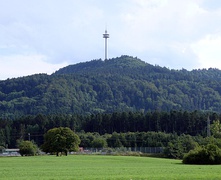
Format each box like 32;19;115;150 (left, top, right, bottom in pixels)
207;115;211;137
28;133;30;141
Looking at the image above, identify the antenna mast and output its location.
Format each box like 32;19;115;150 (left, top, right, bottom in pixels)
103;29;109;60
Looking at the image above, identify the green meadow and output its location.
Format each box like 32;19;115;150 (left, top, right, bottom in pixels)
0;155;221;180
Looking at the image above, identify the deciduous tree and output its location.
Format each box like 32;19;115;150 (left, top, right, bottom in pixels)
41;127;80;156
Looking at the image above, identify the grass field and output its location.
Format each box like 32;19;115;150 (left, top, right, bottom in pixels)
0;155;221;180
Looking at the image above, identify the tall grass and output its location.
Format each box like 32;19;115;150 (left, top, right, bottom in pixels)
0;155;221;179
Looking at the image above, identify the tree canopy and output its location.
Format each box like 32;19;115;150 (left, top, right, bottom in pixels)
183;144;221;165
41;127;80;156
1;55;221;118
18;140;38;156
1;110;221;148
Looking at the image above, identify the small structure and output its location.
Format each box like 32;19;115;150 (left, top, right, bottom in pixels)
1;149;20;156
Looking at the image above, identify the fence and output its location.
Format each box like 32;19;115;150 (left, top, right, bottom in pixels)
127;147;163;154
78;147;163;155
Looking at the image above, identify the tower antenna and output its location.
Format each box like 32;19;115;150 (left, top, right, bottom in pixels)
103;28;109;60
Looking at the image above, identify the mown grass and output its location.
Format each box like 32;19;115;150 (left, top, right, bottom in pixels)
0;155;221;180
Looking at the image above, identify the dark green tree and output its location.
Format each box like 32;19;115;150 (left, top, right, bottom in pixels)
41;127;80;156
107;132;123;148
164;135;198;159
92;138;107;148
211;120;221;138
0;129;6;147
183;143;221;165
0;146;5;153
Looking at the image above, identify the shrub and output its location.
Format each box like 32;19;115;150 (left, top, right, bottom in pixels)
183;144;221;165
0;146;5;152
164;135;198;159
18;140;38;156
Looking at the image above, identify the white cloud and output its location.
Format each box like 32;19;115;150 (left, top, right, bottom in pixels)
191;34;221;69
1;0;221;79
200;0;221;11
0;54;68;80
112;0;221;70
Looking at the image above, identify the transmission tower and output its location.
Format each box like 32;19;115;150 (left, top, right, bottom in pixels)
103;29;109;60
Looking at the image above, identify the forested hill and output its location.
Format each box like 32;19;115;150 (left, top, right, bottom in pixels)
1;55;221;118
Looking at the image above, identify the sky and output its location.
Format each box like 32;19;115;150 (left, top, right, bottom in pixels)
1;0;221;80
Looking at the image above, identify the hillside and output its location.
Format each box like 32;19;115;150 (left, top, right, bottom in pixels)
1;55;221;118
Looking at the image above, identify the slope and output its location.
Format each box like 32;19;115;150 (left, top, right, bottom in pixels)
0;55;221;118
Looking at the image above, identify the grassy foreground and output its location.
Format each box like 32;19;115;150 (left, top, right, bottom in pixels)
0;155;221;180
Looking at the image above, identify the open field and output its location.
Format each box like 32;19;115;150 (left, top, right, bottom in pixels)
0;155;221;180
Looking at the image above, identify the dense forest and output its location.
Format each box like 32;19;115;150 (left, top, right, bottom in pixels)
1;55;221;157
0;110;220;148
1;55;221;119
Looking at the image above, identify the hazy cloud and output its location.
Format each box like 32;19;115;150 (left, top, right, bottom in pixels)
1;0;221;79
0;54;68;80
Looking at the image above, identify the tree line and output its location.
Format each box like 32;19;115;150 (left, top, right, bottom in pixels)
11;128;221;160
0;110;220;148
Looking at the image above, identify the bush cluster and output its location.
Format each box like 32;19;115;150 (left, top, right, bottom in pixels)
18;140;38;156
183;144;221;165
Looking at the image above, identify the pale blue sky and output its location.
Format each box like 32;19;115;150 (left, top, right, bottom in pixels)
1;0;221;79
